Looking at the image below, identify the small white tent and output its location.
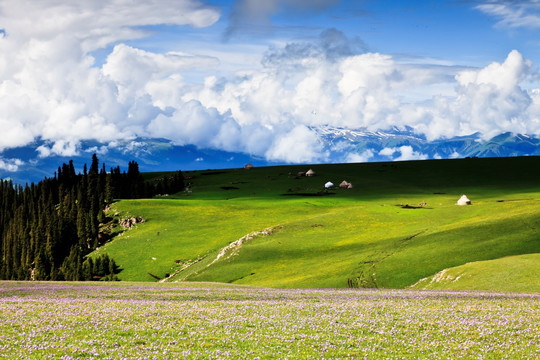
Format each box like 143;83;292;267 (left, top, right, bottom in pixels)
306;169;316;177
324;181;334;189
456;195;471;205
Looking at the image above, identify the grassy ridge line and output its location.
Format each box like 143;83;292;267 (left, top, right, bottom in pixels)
95;157;540;289
411;253;540;293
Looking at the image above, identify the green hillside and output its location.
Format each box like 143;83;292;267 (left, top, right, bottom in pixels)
411;253;540;293
93;157;540;290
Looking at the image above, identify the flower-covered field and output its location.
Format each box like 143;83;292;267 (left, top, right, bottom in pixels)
0;282;539;359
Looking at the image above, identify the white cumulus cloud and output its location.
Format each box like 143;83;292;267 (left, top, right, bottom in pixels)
379;146;428;161
0;0;220;155
345;150;375;163
265;125;326;163
0;158;24;172
0;0;539;166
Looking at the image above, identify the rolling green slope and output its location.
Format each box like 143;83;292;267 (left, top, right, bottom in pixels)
411;254;540;293
93;157;540;290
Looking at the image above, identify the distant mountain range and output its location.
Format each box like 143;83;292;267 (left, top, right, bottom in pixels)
1;127;539;184
0;140;269;185
314;126;540;161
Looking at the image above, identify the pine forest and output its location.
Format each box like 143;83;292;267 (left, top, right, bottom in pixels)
0;155;184;281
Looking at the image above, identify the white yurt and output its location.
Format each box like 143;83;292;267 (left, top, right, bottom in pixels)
456;195;471;205
324;181;334;189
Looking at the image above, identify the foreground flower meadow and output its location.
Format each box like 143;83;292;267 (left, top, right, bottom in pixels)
0;282;539;359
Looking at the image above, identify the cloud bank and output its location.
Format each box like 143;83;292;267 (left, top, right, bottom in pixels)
1;1;540;167
477;1;540;29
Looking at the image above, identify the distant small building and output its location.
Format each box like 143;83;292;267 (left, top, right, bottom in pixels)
297;171;306;177
324;181;334;189
339;180;350;189
244;163;254;170
306;169;316;177
456;195;472;205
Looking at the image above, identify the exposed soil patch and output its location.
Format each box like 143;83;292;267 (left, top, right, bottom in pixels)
208;227;277;271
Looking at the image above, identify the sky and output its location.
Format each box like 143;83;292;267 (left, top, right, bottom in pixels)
1;0;540;172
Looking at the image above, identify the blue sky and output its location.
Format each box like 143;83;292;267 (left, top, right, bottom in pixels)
147;1;540;63
0;0;540;172
120;1;539;71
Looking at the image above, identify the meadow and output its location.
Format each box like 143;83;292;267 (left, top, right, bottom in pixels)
1;281;539;359
94;157;540;291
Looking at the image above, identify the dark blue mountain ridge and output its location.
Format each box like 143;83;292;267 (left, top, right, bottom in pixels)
0;139;270;185
1;128;539;185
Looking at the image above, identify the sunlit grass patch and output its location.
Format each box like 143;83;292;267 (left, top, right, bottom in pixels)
412;253;540;293
94;157;540;290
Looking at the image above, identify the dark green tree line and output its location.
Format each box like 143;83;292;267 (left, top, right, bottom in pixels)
0;155;184;281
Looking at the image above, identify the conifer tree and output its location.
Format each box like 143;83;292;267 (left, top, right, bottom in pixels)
82;257;93;281
34;249;49;280
0;154;184;281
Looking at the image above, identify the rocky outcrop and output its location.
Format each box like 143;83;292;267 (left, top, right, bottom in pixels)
119;216;145;229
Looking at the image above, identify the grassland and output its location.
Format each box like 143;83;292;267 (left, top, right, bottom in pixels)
94;157;540;291
1;281;539;359
411;253;540;292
